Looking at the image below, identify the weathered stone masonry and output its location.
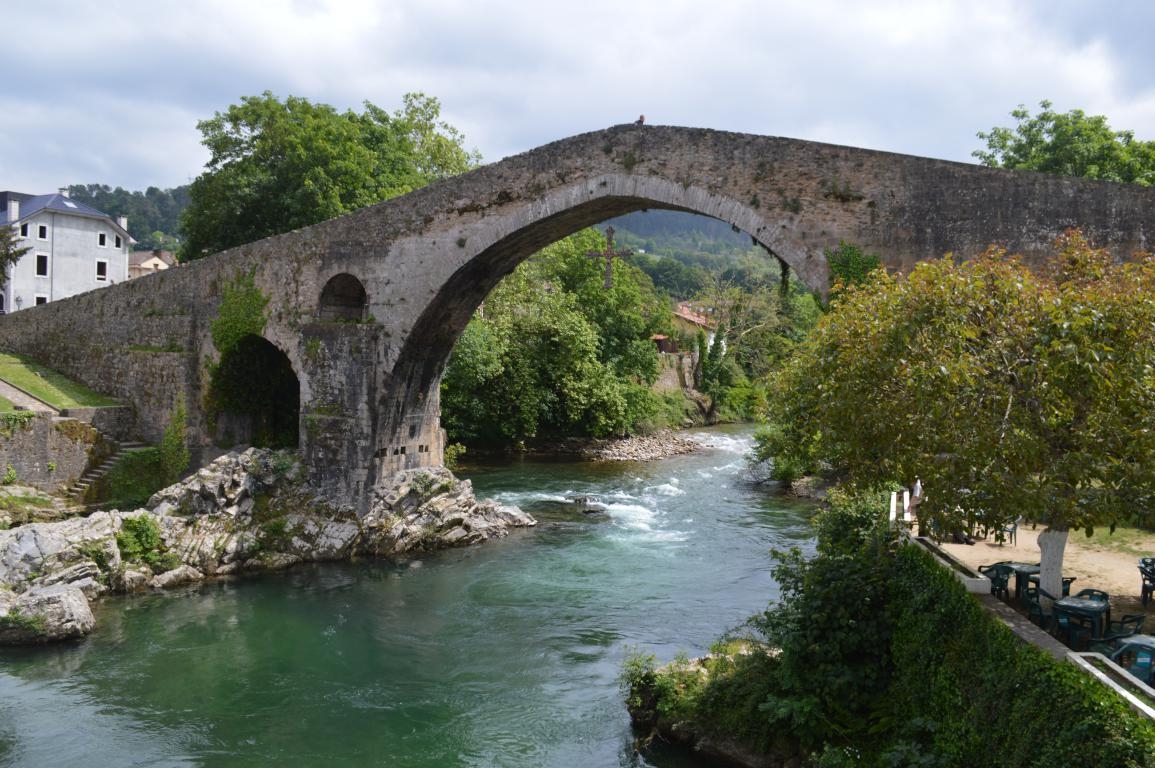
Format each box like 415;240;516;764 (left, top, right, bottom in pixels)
0;124;1151;511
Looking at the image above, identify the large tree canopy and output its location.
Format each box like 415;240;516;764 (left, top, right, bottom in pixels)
441;229;671;445
179;92;480;261
760;231;1155;598
974;100;1155;185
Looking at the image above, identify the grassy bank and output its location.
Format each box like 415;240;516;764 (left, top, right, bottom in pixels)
0;353;118;409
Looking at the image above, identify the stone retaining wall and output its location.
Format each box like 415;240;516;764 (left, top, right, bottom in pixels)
0;413;108;492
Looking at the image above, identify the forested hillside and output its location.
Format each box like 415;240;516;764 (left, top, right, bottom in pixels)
67;183;189;252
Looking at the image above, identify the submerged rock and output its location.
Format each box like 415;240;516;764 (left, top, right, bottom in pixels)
0;450;536;645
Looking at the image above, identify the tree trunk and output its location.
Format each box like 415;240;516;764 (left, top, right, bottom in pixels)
1037;527;1069;609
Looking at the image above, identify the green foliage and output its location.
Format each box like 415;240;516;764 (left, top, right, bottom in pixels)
975;101;1155;185
210;272;268;355
207;275;298;448
1;464;15;485
101;448;166;509
116;514;180;573
160;399;190;485
180;91;480;260
443;442;466;470
764;231;1155;540
0;411;33;438
0;608;47;635
67;183;189;254
629;489;1155;764
441;230;669;444
0;225;31;290
77;540;111;573
825;241;881;292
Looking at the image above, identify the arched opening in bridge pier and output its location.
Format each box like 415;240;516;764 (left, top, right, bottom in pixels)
318;273;368;322
373;194;810;481
209;334;300;449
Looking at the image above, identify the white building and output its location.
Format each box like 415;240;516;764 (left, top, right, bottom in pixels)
1;189;133;313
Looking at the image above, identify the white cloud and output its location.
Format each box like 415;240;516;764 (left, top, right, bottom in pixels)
0;0;1152;191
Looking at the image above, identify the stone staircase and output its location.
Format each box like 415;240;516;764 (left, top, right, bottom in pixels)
66;441;151;502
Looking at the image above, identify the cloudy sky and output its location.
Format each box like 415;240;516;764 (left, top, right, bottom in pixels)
2;0;1153;193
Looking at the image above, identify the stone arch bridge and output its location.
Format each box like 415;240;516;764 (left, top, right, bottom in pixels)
0;125;1152;510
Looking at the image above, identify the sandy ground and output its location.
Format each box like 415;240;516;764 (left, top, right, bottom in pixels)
940;525;1153;618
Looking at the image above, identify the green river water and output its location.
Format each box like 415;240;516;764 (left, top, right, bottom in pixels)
0;428;816;767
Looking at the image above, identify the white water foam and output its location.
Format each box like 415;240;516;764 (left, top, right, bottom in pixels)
643;479;685;497
692;432;754;454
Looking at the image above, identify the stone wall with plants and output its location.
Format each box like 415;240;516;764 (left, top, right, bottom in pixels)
0;412;111;492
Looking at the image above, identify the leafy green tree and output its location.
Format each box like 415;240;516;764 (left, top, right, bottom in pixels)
975;100;1155;185
761;231;1155;598
0;226;30;290
534;228;670;384
441;230;668;444
180;92;480;261
825;241;882;294
687;273;819;420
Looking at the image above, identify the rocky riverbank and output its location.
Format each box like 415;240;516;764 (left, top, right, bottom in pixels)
0;449;535;645
526;429;703;462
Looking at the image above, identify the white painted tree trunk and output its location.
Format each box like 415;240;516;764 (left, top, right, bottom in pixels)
1037;527;1069;609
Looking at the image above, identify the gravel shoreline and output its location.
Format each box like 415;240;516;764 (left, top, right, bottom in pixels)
522;430;704;462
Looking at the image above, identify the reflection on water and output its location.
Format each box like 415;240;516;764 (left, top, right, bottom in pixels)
0;427;815;767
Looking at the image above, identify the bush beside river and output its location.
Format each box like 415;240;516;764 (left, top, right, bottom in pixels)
624;489;1155;767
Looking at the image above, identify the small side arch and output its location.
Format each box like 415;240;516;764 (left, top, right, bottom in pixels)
208;334;300;448
318;273;368;322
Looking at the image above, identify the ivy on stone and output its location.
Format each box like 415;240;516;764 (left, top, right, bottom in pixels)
210;272;268;355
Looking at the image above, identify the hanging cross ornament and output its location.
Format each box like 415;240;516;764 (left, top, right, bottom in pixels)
586;226;632;289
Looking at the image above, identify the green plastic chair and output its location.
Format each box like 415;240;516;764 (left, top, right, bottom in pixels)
997;516;1021;546
1094;615;1147;653
1052;605;1093;650
1140;565;1155;606
1110;640;1155;685
1025;586;1051;629
979;562;1012;600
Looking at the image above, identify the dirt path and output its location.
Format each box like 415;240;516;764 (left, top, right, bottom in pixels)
941;525;1153;618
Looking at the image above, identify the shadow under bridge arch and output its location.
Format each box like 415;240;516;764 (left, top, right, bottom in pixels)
209;334;301;449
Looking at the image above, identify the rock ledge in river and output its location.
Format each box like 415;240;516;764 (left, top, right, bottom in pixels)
0;450;536;644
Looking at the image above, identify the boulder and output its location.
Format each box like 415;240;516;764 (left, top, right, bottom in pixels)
150;565;204;590
0;583;95;644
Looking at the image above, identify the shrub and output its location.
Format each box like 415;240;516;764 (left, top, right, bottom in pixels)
628;484;1155;765
116;514;180;574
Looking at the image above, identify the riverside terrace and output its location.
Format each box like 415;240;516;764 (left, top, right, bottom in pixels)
0;124;1153;512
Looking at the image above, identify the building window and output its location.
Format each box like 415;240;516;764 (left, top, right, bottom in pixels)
37;224;47;240
96;260;108;281
19;223;28;237
115;235;122;248
35;295;48;306
98;233;107;247
35;254;49;277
